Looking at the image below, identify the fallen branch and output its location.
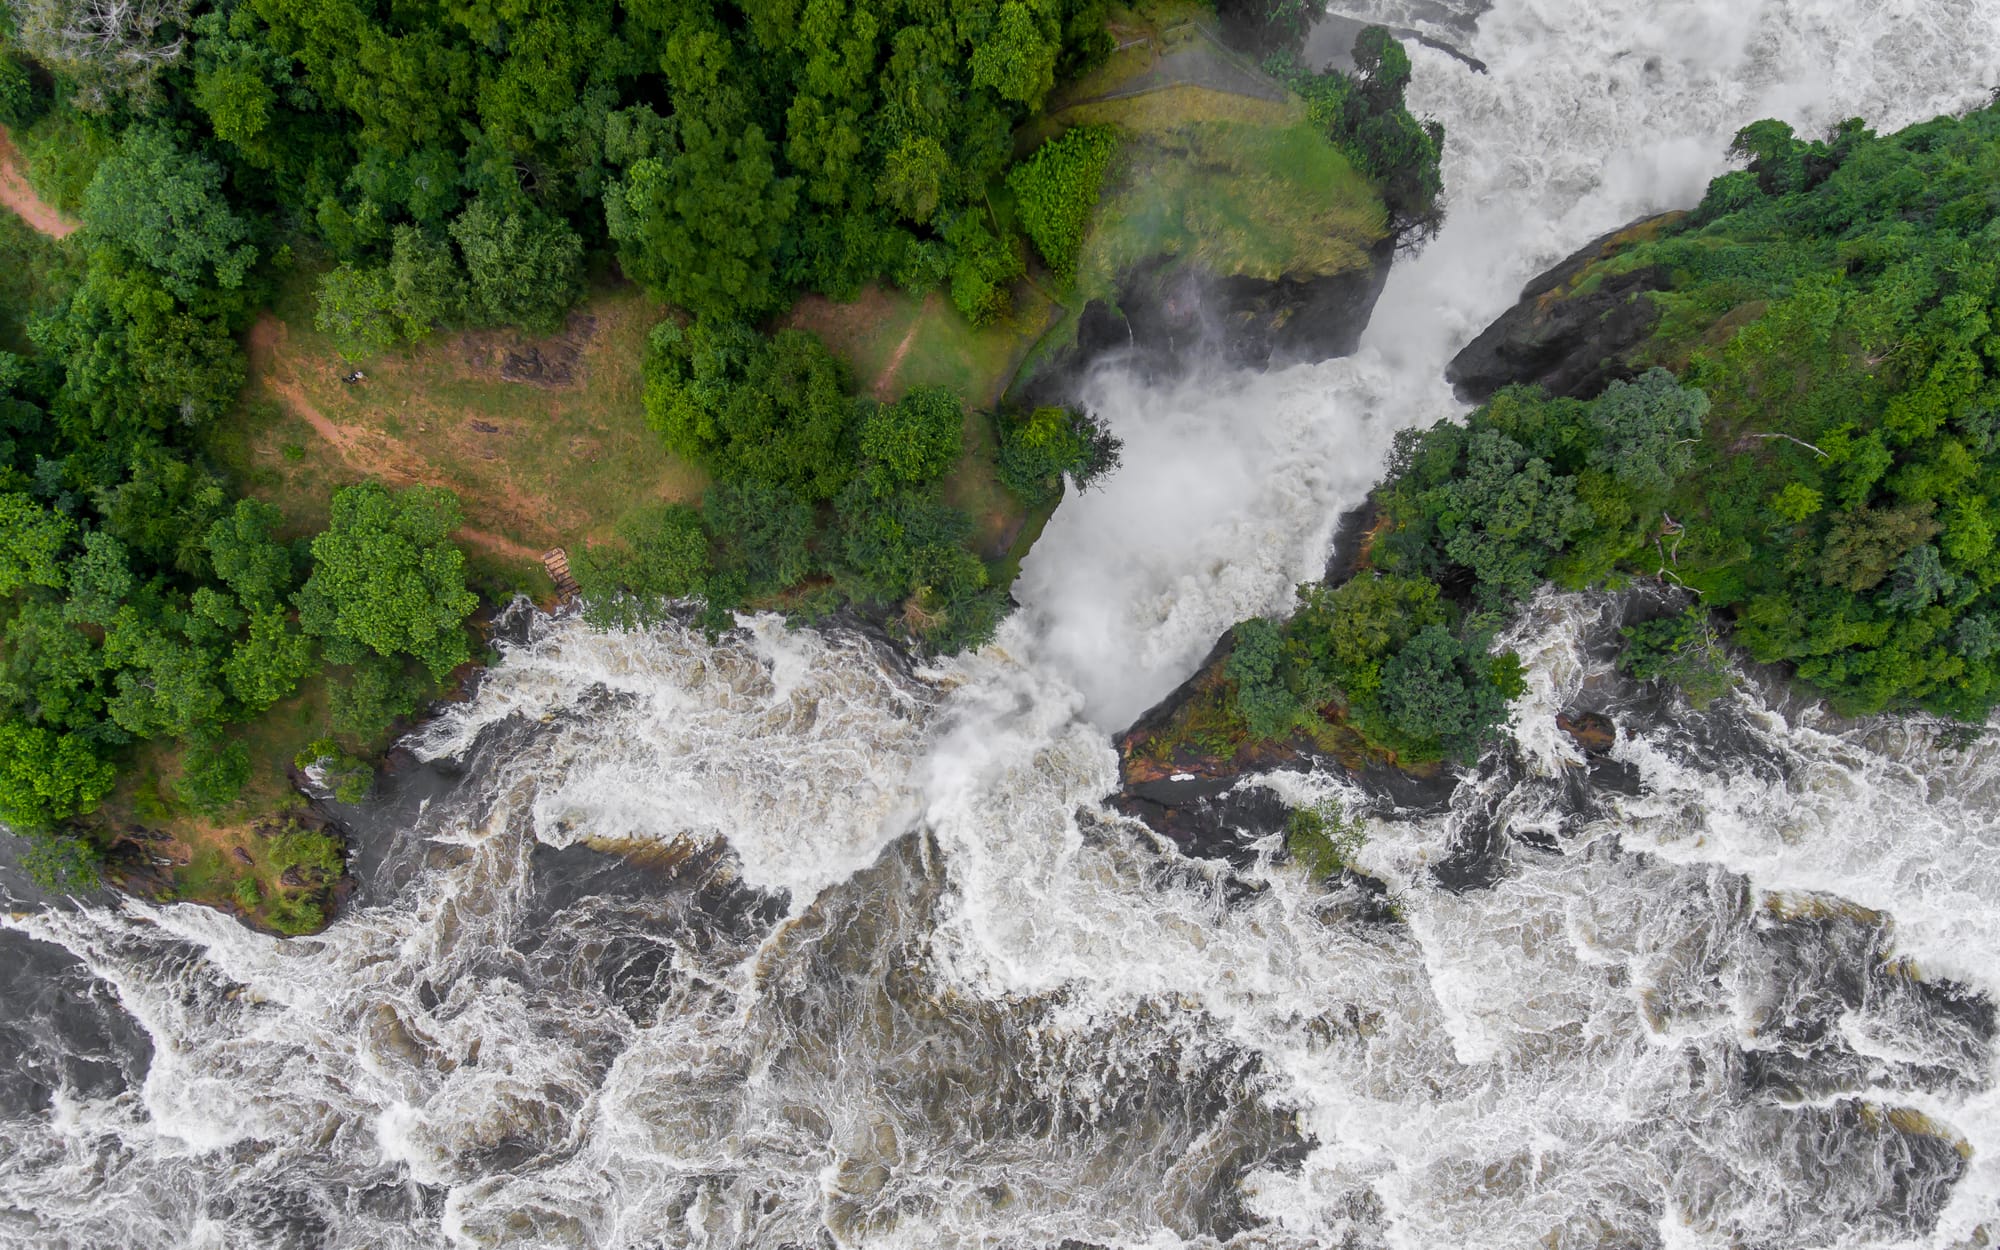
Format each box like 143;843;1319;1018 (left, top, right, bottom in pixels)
1748;432;1829;458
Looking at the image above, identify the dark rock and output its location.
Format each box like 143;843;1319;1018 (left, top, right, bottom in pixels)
1111;779;1289;867
1431;810;1508;893
1446;212;1683;402
279;866;308;888
1019;240;1395;405
469;419;501;434
231;847;254;867
1557;710;1617;756
1322;498;1381;585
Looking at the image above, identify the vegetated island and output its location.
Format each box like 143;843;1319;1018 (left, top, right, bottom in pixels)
1119;96;2000;884
0;0;1442;932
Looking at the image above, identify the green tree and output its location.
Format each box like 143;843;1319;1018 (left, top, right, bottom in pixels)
1006;124;1117;278
606;121;798;322
222;608;313;712
996;405;1122;504
20;832;103;893
82;126;256;299
448;197;584;333
859;386;963;488
1620;607;1735;706
0;492;74;593
572;504;717;627
294;482;477;680
314;264;400;360
0;718;116;828
703;479;815;594
1227;616;1302;740
643;322;858;500
174;730;251;812
205;499;295;609
971;1;1060;108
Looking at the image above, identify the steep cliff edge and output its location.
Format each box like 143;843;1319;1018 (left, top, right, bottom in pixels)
1445;212;1683;402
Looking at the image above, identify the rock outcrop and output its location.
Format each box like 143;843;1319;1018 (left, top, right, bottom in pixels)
1020;241;1396;404
1446;212;1684;402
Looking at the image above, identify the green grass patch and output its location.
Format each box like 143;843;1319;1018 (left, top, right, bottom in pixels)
1078;119;1386;301
210;275;708;572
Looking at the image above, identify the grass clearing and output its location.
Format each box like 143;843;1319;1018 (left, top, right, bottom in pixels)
784;281;1061;408
210;276;707;587
1077;119;1385;301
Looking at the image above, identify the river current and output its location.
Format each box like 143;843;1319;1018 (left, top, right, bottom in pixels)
7;2;2000;1247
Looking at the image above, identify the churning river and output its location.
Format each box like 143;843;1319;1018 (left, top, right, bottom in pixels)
8;1;2000;1246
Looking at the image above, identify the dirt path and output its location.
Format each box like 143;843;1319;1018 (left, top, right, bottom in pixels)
0;126;79;239
245;316;546;564
873;293;934;399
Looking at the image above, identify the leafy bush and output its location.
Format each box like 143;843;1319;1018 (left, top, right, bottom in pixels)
174;733;251;813
944;212;1024;326
267;823;345;879
328;656;424;742
859;386;964;489
295;483;478;682
21;831;103;894
232;876;262;910
314;264;401;360
1006;125;1118;279
266;892;326;936
294;738;374;804
1287;799;1366;879
644;321;858;500
703;480;816;597
1620;607;1736;707
448;198;584;334
573;504;718;628
0;720;116;828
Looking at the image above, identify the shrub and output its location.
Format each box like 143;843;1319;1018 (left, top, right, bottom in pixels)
703;480;816;595
944;212;1023;326
859;386;964;489
1620;607;1736;707
573;504;717;627
174;734;251;813
267;892;326;936
21;831;103;894
1006;124;1118;278
315;264;401;360
294;738;374;803
268;822;345;879
1287;799;1366;879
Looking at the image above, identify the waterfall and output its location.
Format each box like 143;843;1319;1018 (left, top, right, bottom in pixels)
6;1;2000;1246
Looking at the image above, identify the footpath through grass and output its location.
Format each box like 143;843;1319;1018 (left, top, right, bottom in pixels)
211;275;710;593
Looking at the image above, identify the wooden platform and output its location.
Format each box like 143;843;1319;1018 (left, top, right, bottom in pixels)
541;547;581;599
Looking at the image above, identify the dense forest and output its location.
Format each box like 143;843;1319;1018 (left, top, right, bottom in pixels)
0;0;1445;914
1215;97;2000;768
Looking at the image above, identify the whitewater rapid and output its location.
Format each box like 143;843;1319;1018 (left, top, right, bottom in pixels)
6;1;2000;1247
